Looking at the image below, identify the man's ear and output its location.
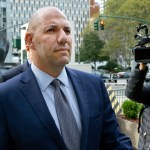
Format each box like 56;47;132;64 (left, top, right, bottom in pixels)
25;32;35;50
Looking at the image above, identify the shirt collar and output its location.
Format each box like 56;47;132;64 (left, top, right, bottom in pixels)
31;63;70;91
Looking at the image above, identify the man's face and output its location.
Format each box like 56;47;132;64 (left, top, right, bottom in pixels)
30;10;72;70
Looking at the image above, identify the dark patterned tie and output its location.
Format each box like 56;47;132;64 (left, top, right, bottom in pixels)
51;79;80;150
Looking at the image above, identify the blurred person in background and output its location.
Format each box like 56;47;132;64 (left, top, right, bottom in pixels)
125;62;150;150
0;46;31;83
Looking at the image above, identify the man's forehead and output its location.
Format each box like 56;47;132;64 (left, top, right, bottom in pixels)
44;19;70;27
28;7;69;31
39;9;69;23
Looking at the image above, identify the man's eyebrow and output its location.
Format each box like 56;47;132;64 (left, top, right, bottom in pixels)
44;23;71;30
43;24;57;30
64;25;71;29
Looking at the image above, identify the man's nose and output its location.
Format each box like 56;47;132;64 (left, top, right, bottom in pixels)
57;29;68;44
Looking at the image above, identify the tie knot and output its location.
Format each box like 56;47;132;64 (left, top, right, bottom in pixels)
51;79;61;88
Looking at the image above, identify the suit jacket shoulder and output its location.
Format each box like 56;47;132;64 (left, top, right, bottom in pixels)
0;61;29;83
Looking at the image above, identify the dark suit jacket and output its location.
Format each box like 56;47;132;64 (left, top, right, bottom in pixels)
0;60;29;83
0;67;133;150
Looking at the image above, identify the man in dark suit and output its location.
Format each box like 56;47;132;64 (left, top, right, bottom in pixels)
0;60;29;83
0;6;133;150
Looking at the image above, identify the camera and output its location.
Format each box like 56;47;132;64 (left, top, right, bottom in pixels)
132;24;150;63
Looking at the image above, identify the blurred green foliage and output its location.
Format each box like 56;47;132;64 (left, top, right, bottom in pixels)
122;99;144;119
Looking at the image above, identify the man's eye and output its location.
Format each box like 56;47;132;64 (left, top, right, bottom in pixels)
47;28;55;32
65;29;71;34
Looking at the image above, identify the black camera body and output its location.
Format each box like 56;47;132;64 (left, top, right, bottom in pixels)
132;24;150;63
133;47;150;63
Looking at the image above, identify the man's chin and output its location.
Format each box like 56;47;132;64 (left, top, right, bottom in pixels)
58;58;70;66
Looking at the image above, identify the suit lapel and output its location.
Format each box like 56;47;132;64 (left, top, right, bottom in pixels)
66;68;89;150
20;68;67;149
